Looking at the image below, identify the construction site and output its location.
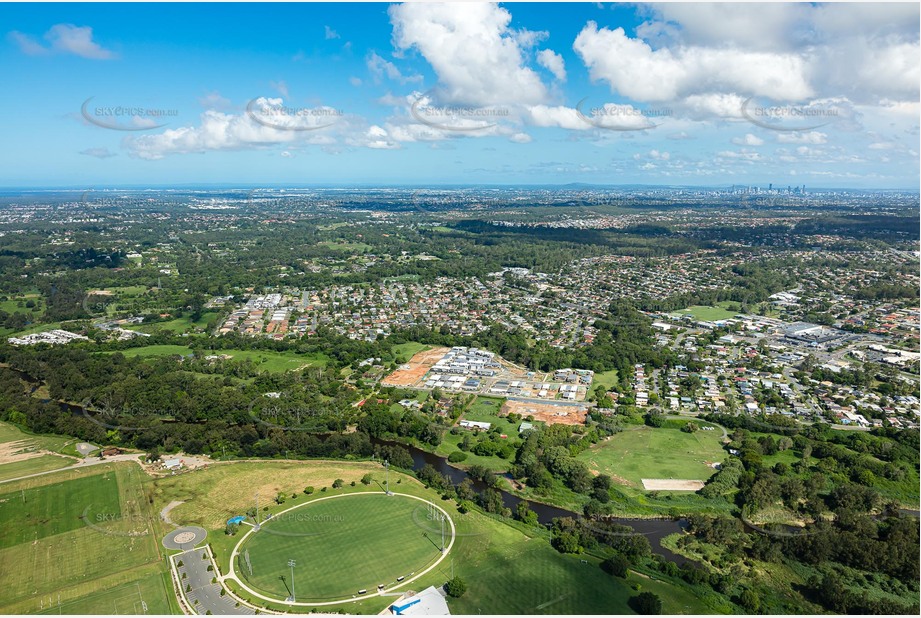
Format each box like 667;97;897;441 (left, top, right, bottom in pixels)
381;346;594;402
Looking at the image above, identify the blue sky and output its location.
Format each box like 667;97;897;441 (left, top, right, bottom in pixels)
1;2;918;189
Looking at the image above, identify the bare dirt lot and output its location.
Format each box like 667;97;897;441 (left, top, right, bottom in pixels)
381;346;450;386
0;440;42;465
501;400;588;426
641;478;705;491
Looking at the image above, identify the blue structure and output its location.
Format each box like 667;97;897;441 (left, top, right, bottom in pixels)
390;598;422;615
227;515;246;525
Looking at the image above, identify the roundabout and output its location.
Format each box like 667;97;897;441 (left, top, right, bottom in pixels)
162;526;208;550
227;491;455;607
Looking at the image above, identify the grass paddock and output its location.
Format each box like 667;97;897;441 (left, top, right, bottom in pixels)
577;426;726;487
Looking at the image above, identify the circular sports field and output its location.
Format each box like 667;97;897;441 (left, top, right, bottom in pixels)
235;493;451;602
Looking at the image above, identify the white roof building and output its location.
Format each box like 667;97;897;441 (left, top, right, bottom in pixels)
388;585;451;615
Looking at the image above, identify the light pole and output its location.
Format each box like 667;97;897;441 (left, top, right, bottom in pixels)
384;460;391;495
287;559;296;603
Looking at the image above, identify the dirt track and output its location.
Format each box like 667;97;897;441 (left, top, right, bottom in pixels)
0;440;42;465
641;478;705;491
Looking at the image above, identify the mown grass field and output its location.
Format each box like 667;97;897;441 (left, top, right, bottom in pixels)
669;304;739;322
111;345;327;372
577;425;726;487
0;473;120;549
0;463;173;615
84;285;156;318
35;567;174;615
238;493;442;601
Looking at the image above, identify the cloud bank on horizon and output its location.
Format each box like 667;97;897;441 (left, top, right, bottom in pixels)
2;2;918;188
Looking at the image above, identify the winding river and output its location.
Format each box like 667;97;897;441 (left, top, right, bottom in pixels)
372;438;689;564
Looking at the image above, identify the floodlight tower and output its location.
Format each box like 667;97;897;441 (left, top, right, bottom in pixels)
287;559;296;603
440;510;446;553
384;459;392;496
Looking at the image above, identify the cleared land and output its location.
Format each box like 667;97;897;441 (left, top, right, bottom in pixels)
0;440;63;466
642;479;706;491
238;494;443;601
501;400;588;426
0;421;77;455
576;425;725;488
381;346;449;386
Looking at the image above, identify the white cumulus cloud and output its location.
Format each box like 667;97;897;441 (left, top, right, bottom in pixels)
574;21;812;102
389;2;548;106
536;49;566;81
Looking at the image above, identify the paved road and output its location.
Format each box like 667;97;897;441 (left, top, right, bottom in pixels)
163;526;208;551
0;453;143;485
175;548;255;615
